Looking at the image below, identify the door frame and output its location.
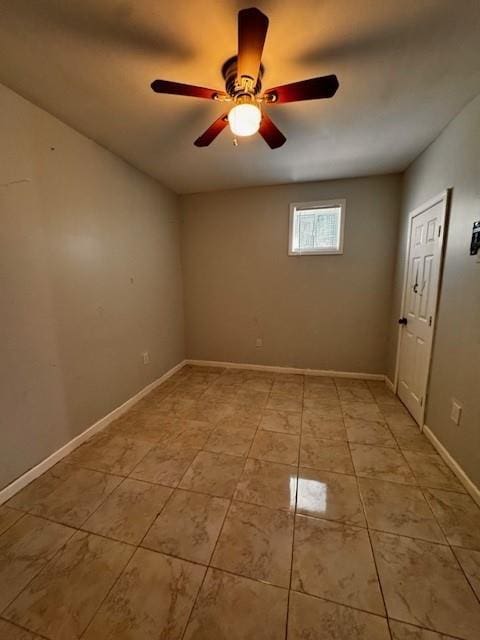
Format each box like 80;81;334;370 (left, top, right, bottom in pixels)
393;188;452;427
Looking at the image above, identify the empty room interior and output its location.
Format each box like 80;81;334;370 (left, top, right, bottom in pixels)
1;1;480;639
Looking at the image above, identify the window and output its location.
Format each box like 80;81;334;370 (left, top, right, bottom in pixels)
288;199;345;255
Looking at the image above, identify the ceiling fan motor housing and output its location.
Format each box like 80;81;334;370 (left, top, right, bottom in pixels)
222;55;264;98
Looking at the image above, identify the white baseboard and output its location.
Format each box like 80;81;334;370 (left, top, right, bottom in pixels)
186;358;385;381
0;359;187;505
423;424;480;507
384;377;395;393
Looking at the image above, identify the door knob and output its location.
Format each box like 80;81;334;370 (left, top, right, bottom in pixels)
398;317;408;325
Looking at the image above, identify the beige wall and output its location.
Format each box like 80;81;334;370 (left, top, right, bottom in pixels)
0;84;185;490
181;175;401;373
388;94;480;486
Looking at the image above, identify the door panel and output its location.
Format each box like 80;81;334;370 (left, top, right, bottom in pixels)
396;194;448;425
419;255;433;320
407;257;420;316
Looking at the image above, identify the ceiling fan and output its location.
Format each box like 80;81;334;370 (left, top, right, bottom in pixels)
151;7;339;149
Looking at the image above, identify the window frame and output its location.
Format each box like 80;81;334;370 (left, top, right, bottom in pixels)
288;199;346;256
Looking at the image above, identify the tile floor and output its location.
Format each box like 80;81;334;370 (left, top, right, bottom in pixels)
1;365;479;639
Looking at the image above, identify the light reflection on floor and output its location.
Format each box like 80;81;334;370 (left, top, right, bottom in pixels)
289;476;297;511
296;477;327;514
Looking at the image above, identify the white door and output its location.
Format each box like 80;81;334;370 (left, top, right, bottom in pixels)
396;191;449;426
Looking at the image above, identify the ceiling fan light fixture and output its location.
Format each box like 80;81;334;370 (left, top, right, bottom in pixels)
228;102;261;137
151;8;339;149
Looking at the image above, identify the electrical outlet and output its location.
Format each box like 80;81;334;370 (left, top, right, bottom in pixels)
450;399;462;425
142;351;150;365
255;337;263;348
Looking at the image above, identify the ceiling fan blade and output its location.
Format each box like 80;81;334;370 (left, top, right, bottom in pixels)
194;114;229;147
259;112;286;149
265;74;339;103
237;8;269;84
151;79;225;100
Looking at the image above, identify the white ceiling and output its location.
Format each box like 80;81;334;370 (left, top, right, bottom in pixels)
1;0;480;194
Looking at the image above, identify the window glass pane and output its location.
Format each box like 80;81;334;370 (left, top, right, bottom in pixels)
293;206;341;252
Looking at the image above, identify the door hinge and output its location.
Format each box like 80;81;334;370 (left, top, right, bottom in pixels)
438;225;442;237
420;397;424;407
428;316;432;327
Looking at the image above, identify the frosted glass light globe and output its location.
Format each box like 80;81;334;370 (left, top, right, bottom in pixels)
228;103;261;137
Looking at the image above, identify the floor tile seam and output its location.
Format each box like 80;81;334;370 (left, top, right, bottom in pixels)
247;429;301;467
3;507;144;550
61;458;139;480
0;510;26;539
386;614;470;640
59;457;134;482
77;541;137;639
358;489;446;542
416;483;455;547
71;523;142;549
449;547;480;607
293;506;463;546
138;540;222;571
362;520;476;549
414;477;470;496
179;562;295;640
355;466;446;531
365;515;480;615
387;424;422;482
0;520;78;619
399;442;465;493
228;495;294;517
345;417;437;454
258;421;302;436
344;434;356;475
288;588;392;622
353;466;423;489
112;426;213;448
416;471;480;605
208;377;298;609
231;403;269;505
137;480;298;511
352;443;391;628
288;588;472;640
178;501;233;640
201;443;252;459
346;435;399;449
298;464;356;480
366;514;389;621
150;484;227;534
446;541;480;553
386;422;414;449
349;439;408;453
0;615;51;640
1;509;84;534
135;451;211;550
285;403;303;640
50;473;143;534
292;517;390;622
175;389;267;639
